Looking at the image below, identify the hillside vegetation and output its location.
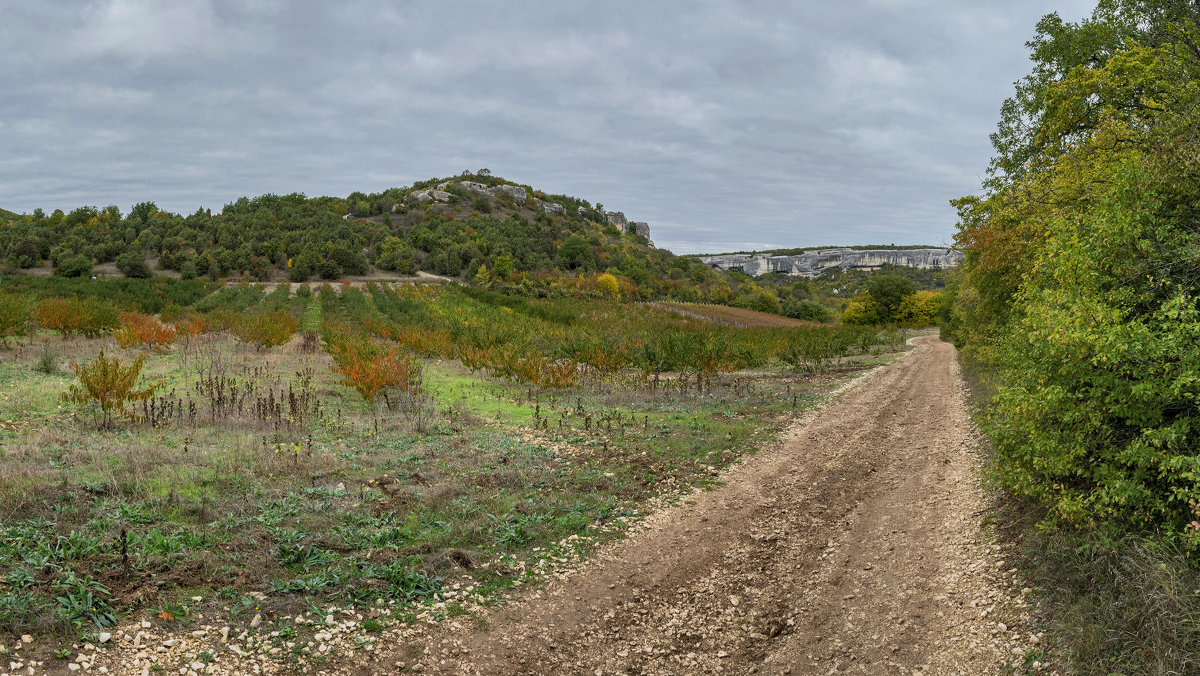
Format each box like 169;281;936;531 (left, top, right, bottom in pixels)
0;173;860;321
945;1;1200;671
0;176;673;285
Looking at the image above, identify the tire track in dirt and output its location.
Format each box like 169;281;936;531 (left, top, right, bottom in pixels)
376;336;1029;675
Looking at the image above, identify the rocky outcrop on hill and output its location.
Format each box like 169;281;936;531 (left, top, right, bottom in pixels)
538;200;566;216
604;211;651;240
409;189;454;204
407;181;652;242
457;181;492;193
493;185;526;202
426;181;527;203
699;248;963;278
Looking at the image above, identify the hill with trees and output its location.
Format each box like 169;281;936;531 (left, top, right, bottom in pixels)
0;172;856;320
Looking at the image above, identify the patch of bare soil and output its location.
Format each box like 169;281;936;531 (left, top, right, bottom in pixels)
374;336;1038;675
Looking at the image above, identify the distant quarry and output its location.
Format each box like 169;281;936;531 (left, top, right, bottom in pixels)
697;247;964;278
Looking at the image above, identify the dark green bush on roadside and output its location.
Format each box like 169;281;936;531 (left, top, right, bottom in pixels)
949;2;1200;540
947;5;1200;671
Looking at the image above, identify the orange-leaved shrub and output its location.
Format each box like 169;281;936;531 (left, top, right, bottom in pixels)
492;346;578;388
173;313;213;340
324;324;420;408
33;297;119;338
114;311;177;352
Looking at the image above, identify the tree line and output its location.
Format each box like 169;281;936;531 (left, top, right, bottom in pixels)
0;173;865;318
946;0;1200;542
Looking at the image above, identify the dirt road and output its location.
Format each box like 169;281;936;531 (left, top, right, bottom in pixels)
384;336;1034;675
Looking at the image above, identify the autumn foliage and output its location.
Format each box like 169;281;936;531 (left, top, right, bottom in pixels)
595;273;620;299
232;310;299;350
33;297;119;338
493;347;578;389
366;320;453;357
61;349;160;427
113;311;177;352
325;325;420;408
173;313;214;340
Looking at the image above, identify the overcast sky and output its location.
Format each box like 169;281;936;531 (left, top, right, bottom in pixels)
0;0;1095;254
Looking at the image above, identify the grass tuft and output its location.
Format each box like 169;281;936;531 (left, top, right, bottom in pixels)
32;343;59;374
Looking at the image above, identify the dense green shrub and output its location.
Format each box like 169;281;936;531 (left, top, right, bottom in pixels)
865;275;915;320
55;255;93;278
781;298;833;323
0;292;31;343
115;252;152;278
840;294;881;325
731;289;781;315
0;276;212;313
949;3;1200;540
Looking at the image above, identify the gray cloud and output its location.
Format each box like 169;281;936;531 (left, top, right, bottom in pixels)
0;0;1095;253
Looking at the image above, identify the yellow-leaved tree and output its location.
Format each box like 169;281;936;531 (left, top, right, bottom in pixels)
840;295;880;325
894;290;942;327
596;273;620;298
61;349;160;428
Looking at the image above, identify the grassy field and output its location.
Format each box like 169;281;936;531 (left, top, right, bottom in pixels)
0;282;903;666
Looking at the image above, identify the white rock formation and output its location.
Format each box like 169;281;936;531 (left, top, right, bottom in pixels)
698;248;964;278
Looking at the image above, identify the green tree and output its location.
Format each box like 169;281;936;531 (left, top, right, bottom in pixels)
55;255;93;278
894;290;940;326
0;293;30;344
865;275;915;322
949;2;1200;539
180;260;198;280
782;298;834;323
840;295;881;325
116;251;152;278
733;289;781;315
556;235;594;270
492;254;515;279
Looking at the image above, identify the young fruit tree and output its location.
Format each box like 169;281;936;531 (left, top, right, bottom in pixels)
326;327;421;413
61;349;160;428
